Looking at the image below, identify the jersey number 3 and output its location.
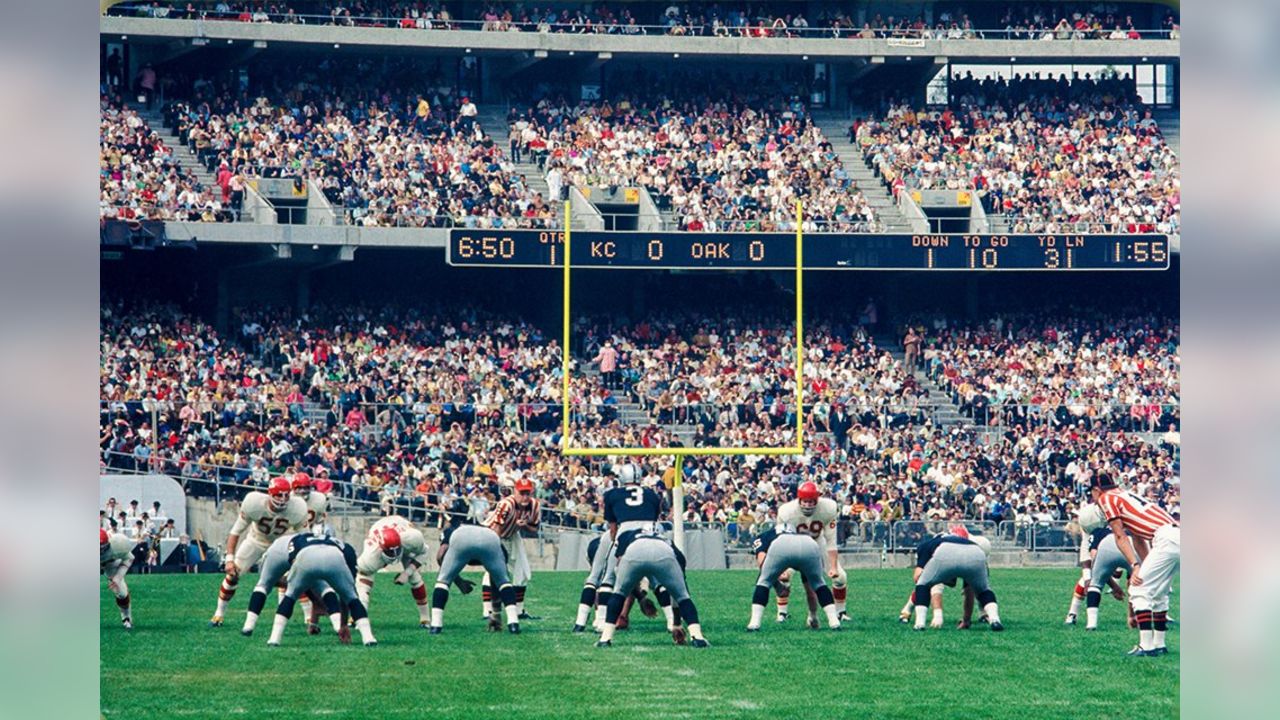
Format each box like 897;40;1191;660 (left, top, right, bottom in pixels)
624;486;645;507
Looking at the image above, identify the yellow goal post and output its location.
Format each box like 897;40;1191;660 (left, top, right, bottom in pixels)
559;200;807;550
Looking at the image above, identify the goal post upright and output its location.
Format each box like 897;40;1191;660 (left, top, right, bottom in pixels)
559;199;806;552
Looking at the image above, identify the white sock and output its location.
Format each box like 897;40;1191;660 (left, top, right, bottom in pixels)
1139;628;1154;650
268;614;288;644
1068;596;1082;616
300;597;313;622
594;590;612;625
430;607;444;628
662;604;675;630
900;599;913;616
1153;629;1166;648
575;604;592;627
1085;607;1099;629
417;601;431;622
214;597;229;618
505;604;520;626
930;609;944;627
914;606;927;628
355;617;375;644
983;602;1001;624
599;622;616;642
482;599;493;618
516;601;525;616
688;622;705;641
242;611;259;633
329;612;342;634
824;605;840;628
748;604;765;628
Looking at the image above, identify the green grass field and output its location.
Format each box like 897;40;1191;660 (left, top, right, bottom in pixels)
101;569;1177;719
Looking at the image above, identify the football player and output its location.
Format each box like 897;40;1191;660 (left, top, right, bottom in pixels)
291;472;330;534
429;518;520;634
100;529;142;629
210;477;308;627
267;533;375;647
241;531;340;636
748;523;840;631
596;523;708;649
911;533;1003;631
897;525;976;627
573;462;664;632
356;516;433;628
483;477;540;620
1077;503;1135;631
583;535;675;632
777;481;848;620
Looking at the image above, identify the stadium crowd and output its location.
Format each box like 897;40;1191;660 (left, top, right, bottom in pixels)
509;82;879;232
101;295;1178;545
856;72;1180;234
107;1;1179;38
147;58;558;228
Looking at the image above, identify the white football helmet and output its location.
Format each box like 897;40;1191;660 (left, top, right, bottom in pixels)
613;462;639;484
970;535;992;556
1077;503;1106;533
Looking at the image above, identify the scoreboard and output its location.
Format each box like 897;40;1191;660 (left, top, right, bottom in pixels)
447;230;1171;271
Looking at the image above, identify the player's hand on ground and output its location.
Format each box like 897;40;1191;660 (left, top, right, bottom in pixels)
337;627;351;644
1111;587;1126;601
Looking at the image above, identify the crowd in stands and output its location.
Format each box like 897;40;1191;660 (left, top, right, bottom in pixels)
509;79;879;232
151;58;555;227
101;295;1178;546
100;95;236;221
856;73;1180;234
108;1;1179;38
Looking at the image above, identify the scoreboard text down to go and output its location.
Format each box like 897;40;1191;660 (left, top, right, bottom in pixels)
447;231;1171;271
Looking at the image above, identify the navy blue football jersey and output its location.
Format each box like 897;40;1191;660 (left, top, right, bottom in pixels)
915;534;977;568
603;485;663;525
752;528;779;556
1088;527;1112;552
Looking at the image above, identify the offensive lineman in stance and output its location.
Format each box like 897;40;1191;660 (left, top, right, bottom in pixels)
574;462;663;632
242;531;342;637
596;524;708;649
776;481;848;621
101;529;142;629
210;477;307;627
430;520;521;634
911;533;1003;631
268;533;376;647
1076;514;1133;631
747;523;840;631
483;477;541;620
355;516;433;627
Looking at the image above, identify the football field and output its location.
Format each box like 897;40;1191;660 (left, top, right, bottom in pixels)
101;569;1178;719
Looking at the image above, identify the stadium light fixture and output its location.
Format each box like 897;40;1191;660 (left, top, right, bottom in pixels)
598;52;613;60
559;200;806;551
673;53;680;58
534;50;548;58
568;51;575;56
253;40;267;49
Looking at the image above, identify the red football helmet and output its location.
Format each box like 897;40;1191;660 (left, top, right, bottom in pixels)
515;478;534;493
375;526;403;560
291;472;313;497
100;529;109;547
797;481;820;515
948;524;970;539
268;477;292;510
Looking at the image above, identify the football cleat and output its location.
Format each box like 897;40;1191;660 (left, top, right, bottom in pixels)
978;615;990;624
745;624;761;632
267;641;280;647
807;616;820;630
638;595;659;618
487;616;502;632
208;616;224;628
1085;625;1098;631
690;638;710;648
364;640;377;647
240;628;253;637
1127;646;1155;657
596;640;612;648
428;627;442;635
507;623;520;635
830;624;843;632
418;621;430;630
1149;647;1169;657
913;623;926;631
837;611;851;622
1064;614;1077;625
572;624;586;633
776;611;789;623
672;627;687;645
517;611;541;621
990;621;1005;632
898;611;911;624
121;618;133;630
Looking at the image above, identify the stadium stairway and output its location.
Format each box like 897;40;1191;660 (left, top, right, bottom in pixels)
877;336;967;428
811;111;915;233
579;361;697;444
475;106;560;218
125;102;249;220
1154;109;1180;157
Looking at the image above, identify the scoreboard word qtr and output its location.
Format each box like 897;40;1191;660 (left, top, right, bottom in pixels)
448;230;1171;271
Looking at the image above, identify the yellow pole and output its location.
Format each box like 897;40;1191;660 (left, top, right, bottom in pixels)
672;454;686;552
795;199;804;453
561;200;572;450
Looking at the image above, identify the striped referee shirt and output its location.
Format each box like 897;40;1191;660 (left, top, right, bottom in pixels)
1096;489;1175;543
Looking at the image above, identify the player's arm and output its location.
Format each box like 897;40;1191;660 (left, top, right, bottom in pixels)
1107;574;1126;600
823;521;838;576
960;583;975;626
1107;518;1145;586
523;500;542;531
225;512;250;573
608;520;618;542
435;540;449;566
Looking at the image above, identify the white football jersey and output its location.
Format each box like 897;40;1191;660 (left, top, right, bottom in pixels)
357;516;428;576
241;492;308;544
100;532;134;570
777;497;839;549
303;491;330;529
